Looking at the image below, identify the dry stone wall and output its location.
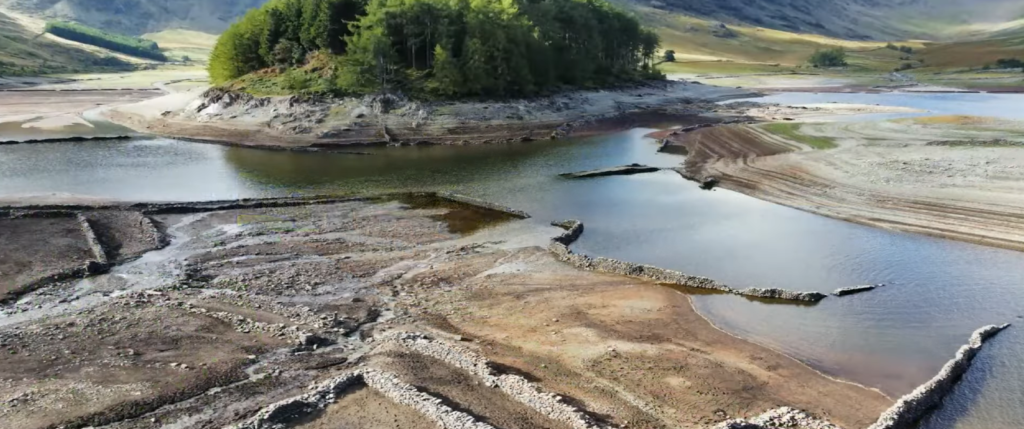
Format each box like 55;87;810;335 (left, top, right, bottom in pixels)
230;369;496;429
867;324;1011;429
381;331;614;429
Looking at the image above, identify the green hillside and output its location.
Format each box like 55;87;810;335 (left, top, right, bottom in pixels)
0;10;131;75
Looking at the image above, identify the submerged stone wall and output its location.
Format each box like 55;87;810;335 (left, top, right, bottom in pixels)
436;192;531;219
867;324;1011;429
76;213;109;264
548;220;826;302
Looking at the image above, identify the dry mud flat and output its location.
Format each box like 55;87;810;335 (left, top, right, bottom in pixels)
663;115;1024;252
102;80;754;149
0;90;159;141
0;195;893;429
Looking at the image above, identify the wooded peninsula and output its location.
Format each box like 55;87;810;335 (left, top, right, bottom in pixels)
209;0;664;98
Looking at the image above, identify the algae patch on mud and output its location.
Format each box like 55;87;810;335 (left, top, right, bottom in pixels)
393;193;521;235
761;122;837;150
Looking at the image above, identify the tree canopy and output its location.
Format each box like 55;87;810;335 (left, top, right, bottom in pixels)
45;21;167;61
209;0;663;98
808;48;847;68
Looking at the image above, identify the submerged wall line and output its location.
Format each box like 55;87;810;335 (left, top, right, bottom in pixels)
547;220;828;303
867;324;1011;429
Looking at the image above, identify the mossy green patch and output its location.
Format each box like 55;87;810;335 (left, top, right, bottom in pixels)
762;123;837;149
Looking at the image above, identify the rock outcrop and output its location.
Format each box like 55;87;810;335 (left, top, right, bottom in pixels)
382;331;614;429
436;192;531;219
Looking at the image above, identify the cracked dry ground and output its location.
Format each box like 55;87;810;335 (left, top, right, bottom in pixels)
0;198;890;429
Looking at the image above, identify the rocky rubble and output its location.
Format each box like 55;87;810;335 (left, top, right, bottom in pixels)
714;407;840;429
381;331;614;429
231;368;497;429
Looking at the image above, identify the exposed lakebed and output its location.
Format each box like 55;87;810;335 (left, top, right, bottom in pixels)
2;94;1024;428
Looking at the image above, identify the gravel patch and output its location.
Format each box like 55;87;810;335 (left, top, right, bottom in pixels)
714;406;840;429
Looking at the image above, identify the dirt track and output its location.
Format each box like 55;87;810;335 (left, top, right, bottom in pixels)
0;197;889;429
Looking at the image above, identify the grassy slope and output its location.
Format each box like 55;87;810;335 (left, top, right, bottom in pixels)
633;5;1022;89
0;9;131;74
141;29;218;63
642;9;922;73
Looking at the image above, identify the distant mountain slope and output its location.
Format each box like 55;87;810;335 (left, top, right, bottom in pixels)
2;0;1022;39
624;0;1024;40
0;8;136;75
0;0;267;35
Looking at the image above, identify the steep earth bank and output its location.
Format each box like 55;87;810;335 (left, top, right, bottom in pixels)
102;81;754;149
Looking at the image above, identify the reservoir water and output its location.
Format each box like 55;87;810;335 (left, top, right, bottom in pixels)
2;93;1023;428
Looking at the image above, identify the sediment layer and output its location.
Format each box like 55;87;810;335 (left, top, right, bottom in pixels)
0;196;893;429
868;324;1011;429
669;119;1024;253
0;193;523;304
548;220;827;303
104;80;753;149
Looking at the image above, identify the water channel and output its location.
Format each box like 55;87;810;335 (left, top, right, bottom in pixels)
1;92;1022;428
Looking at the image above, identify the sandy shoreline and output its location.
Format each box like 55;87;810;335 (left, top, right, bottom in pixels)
664;114;1024;252
0;197;891;429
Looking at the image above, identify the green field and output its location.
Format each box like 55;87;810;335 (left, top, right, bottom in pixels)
45;21;166;61
142;29;218;63
0;10;134;75
762;123;838;149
